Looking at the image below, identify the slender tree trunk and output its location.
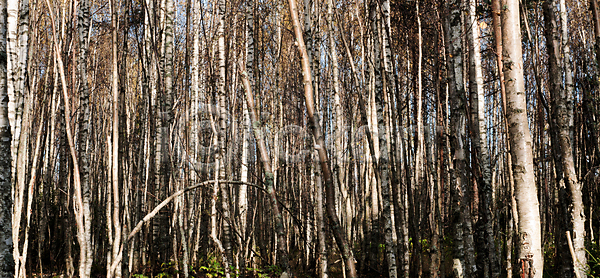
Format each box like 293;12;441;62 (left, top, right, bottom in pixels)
216;0;234;273
467;1;496;276
491;0;517;276
108;0;122;275
45;1;92;274
11;89;30;278
240;64;292;277
237;1;254;274
369;1;397;277
543;2;570;277
315;151;328;278
287;0;358;276
0;0;14;274
558;1;587;276
501;0;544;276
446;0;474;276
593;0;600;81
75;0;93;273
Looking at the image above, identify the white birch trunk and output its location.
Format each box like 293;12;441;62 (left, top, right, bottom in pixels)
370;3;397;277
108;0;122;275
467;0;496;275
0;0;12;274
559;1;587;276
501;0;544;276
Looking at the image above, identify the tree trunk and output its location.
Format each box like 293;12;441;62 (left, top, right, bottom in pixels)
108;0;122;275
287;0;358;276
593;0;600;83
558;1;587;276
543;2;570;277
446;0;476;276
501;0;544;276
7;0;27;179
240;63;292;276
467;1;496;276
216;0;234;273
0;0;14;273
369;1;397;277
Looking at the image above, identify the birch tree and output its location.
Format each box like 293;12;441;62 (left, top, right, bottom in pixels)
502;0;544;276
0;0;14;274
6;0;27;173
446;0;476;276
467;0;496;276
369;1;397;277
75;0;94;273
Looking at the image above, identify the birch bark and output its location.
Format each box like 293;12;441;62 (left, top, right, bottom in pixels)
75;0;93;273
558;1;587;276
0;0;13;274
446;0;475;275
467;1;496;276
216;0;234;273
502;0;544;276
369;2;397;277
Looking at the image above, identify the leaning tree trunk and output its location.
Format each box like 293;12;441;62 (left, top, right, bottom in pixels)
287;0;358;276
240;63;292;277
501;0;544;276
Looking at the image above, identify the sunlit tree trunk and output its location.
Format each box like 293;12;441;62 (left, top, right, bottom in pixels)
143;0;158;265
8;0;29;275
45;0;91;274
73;0;94;274
237;1;253;273
287;0;357;276
240;63;292;277
6;0;26;177
502;0;544;276
108;0;122;275
558;1;586;276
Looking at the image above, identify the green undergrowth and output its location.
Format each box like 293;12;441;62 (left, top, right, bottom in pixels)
131;254;284;278
587;241;600;278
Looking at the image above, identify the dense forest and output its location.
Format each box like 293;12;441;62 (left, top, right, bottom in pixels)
0;0;599;277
